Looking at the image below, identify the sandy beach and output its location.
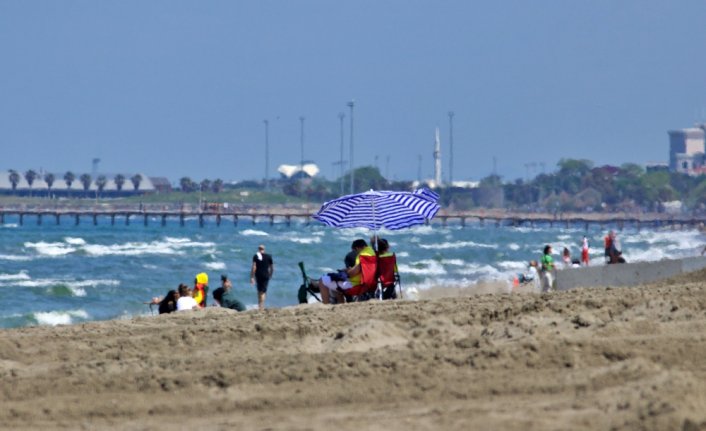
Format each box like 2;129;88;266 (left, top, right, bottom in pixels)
2;272;706;430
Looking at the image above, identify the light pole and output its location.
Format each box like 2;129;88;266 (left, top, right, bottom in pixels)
264;119;269;189
299;116;305;178
348;100;355;194
448;111;454;186
338;112;345;194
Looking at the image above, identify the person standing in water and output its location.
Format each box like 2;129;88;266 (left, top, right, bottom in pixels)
250;244;274;310
581;236;590;266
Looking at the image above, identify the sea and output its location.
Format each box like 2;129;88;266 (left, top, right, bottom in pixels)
1;215;703;329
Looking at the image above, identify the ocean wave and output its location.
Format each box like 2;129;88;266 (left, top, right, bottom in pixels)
417;240;496;250
0;271;31;281
397;260;446;276
497;260;529;271
508;243;520;251
455;263;504;279
286;237;322;245
1;223;18;228
0;254;33;261
24;241;77;256
64;237;86;245
33;309;89;326
442;259;466;266
241;229;269;236
204;262;227;271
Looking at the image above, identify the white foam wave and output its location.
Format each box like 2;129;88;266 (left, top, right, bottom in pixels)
64;237;86;245
83;238;215;256
0;271;31;281
241;229;269;236
205;262;226;270
418;240;496;250
287;237;322;244
508;243;520;251
34;309;89;326
1;223;18;228
397;251;410;258
442;259;465;266
24;241;76;256
455;263;504;279
397;260;446;276
0;254;33;261
497;261;529;271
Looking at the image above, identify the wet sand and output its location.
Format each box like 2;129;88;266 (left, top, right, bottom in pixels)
2;272;706;430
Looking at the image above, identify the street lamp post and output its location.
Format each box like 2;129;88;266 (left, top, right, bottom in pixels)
264;119;269;189
348;100;355;194
300;116;305;178
338;112;345;194
448;111;455;186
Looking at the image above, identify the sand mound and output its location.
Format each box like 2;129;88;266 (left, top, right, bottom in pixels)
1;280;706;430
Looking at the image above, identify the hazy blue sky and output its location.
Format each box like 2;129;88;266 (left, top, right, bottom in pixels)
2;1;706;183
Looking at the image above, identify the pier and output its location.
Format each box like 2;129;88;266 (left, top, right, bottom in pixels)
0;206;704;230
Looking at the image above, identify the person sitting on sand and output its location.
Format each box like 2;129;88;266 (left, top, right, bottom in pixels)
193;273;209;308
176;284;199;311
213;275;246;312
318;239;369;304
150;289;180;314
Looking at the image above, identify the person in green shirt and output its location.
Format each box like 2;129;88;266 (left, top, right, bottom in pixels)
540;244;555;292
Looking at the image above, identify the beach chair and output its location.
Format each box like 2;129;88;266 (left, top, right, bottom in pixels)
297;261;321;303
377;253;400;300
343;254;379;301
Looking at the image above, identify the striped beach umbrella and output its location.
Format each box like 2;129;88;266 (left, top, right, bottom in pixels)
312;188;440;230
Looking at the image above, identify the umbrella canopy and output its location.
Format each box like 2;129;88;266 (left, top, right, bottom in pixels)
312;188;440;230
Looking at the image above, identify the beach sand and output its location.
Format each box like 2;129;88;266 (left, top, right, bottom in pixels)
2;272;706;430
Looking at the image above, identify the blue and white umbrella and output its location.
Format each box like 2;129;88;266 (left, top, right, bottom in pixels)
312;188;441;230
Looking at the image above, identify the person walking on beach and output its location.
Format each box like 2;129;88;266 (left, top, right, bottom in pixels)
250;244;273;310
540;245;555;292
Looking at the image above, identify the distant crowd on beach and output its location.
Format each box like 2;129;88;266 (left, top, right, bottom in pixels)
514;230;627;292
150;235;400;314
150;244;274;314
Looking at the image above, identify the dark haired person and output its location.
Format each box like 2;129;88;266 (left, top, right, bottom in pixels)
214;275;246;312
250;244;274;310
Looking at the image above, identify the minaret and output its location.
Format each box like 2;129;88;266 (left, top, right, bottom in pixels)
434;127;442;186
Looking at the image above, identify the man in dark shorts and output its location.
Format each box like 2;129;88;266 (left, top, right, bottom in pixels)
250;244;274;310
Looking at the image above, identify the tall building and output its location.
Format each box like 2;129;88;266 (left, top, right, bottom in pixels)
668;126;706;175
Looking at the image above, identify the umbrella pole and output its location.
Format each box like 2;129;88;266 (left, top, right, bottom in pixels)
370;195;383;301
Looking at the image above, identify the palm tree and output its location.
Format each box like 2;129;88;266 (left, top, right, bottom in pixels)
114;174;125;192
130;174;142;191
79;173;92;197
180;177;194;192
212;179;224;193
44;173;55;197
24;170;37;197
8;170;20;194
64;171;75;193
96;175;107;198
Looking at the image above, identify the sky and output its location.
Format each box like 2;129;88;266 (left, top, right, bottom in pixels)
2;0;706;184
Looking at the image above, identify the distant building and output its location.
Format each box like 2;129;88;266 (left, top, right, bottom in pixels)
669;126;706;175
277;162;320;179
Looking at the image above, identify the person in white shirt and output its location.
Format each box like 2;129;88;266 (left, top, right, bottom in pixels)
176;284;199;311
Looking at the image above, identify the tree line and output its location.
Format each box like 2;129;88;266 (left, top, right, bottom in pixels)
5;170;143;197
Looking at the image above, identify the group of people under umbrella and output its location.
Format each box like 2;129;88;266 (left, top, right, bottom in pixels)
150;188;441;312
